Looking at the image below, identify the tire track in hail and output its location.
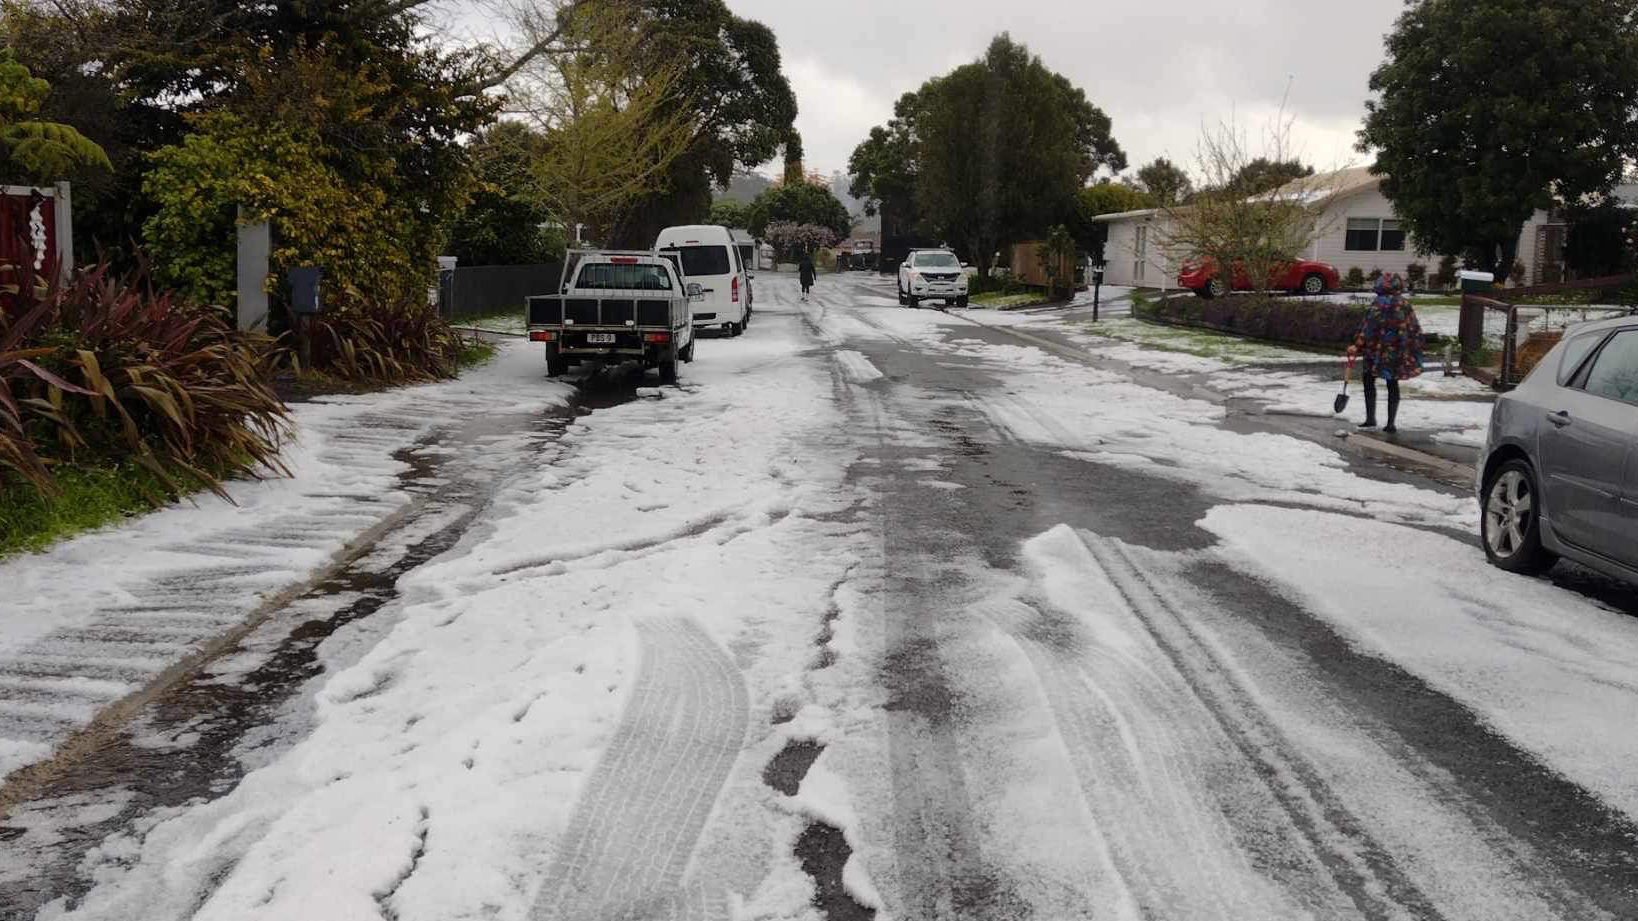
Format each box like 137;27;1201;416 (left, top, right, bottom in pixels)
528;617;747;921
1007;526;1451;920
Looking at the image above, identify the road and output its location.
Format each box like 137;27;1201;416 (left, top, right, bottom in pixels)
3;272;1638;921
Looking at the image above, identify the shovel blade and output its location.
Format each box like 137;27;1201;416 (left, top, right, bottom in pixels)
1333;393;1350;414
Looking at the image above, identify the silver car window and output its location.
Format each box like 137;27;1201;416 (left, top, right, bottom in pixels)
1580;329;1638;405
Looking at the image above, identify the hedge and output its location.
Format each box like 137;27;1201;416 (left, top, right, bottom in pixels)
1136;294;1369;349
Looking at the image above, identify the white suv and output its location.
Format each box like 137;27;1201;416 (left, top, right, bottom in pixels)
898;249;970;309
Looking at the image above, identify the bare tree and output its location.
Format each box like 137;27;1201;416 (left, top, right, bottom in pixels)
1156;101;1351;296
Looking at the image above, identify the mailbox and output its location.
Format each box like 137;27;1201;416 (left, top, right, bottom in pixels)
288;266;323;314
1092;264;1106;285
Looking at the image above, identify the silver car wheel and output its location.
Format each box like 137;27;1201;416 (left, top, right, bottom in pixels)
1485;470;1532;558
1303;274;1324;295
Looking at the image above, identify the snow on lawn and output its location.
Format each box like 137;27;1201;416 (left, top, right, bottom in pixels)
1203;504;1638;823
939;338;1475;529
39;304;876;921
0;345;573;785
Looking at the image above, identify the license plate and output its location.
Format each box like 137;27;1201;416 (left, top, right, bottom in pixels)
587;333;616;344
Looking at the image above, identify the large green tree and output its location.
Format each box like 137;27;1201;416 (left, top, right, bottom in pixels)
0;47;109;184
4;0;508;278
606;0;797;246
1226;157;1313;197
1069;181;1154;257
745;181;852;239
875;34;1124;274
1358;0;1638;281
445;123;564;267
849;93;921;249
708;198;751;229
1136;157;1192;206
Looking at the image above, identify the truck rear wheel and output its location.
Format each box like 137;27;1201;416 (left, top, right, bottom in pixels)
546;345;568;377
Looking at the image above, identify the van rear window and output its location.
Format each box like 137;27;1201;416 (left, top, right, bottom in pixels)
676;246;731;277
575;263;674;291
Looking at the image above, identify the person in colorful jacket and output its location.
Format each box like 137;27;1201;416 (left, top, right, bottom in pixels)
1347;273;1424;433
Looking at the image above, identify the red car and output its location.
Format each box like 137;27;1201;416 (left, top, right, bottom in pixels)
1179;258;1340;298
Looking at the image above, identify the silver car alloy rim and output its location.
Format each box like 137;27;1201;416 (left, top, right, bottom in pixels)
1485;470;1532;559
1305;277;1322;294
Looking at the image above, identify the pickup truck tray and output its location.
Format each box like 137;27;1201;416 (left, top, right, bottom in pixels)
527;295;688;329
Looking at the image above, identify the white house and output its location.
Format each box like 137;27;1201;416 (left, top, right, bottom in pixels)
1090;166;1577;290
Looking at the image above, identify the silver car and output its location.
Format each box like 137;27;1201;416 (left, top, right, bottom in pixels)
1478;315;1638;581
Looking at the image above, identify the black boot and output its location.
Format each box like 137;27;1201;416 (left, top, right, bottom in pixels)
1360;376;1378;429
1384;379;1401;434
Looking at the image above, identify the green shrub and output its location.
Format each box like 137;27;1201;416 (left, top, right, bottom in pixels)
1368;267;1384;285
1433;255;1459;289
1344;266;1366;288
2;256;290;498
968;274;1027;296
301;298;467;384
1406;263;1427;290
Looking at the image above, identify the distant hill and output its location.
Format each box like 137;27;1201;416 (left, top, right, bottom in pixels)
715;170;774;204
712;168;880;234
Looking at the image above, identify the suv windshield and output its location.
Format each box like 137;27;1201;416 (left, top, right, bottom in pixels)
914;252;959;268
575;262;674;291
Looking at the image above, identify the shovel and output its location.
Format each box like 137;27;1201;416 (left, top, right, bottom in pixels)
1334;355;1354;415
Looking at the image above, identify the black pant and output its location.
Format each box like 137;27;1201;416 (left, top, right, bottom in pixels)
1363;376;1400;426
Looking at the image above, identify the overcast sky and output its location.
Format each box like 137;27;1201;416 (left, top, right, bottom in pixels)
452;1;1403;183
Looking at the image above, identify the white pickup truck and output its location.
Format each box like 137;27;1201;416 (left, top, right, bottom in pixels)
526;250;696;383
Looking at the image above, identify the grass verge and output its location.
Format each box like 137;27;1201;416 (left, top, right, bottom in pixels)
454;310;526;335
971;292;1049;309
0;460;213;559
6;337;500;560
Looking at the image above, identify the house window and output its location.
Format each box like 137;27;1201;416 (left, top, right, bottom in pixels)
1346;217;1406;252
1345;218;1380;251
1380;219;1405;251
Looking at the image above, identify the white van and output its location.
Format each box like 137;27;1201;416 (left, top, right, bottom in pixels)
655;225;750;337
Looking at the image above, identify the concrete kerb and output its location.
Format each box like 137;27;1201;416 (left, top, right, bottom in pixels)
951;310;1479;491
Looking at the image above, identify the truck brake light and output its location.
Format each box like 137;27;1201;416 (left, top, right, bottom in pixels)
610;256;638;264
529;330;555;342
642;332;672;343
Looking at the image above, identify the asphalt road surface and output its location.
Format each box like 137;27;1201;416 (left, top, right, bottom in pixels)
3;271;1636;921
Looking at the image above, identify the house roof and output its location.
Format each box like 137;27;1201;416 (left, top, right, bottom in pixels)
1088;207;1161;224
1263;165;1380;204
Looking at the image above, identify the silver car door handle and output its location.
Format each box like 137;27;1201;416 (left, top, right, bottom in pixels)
1547;410;1572;427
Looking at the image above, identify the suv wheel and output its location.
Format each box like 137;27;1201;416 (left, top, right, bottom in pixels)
907;294;920;309
1207;277;1228;298
1482;459;1558;573
897;285;908;306
1302;273;1326;295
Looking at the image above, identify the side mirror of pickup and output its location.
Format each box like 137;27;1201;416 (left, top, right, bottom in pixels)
686;282;704;300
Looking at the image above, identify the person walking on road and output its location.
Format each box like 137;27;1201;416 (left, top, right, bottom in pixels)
1347;273;1425;434
799;253;816;302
